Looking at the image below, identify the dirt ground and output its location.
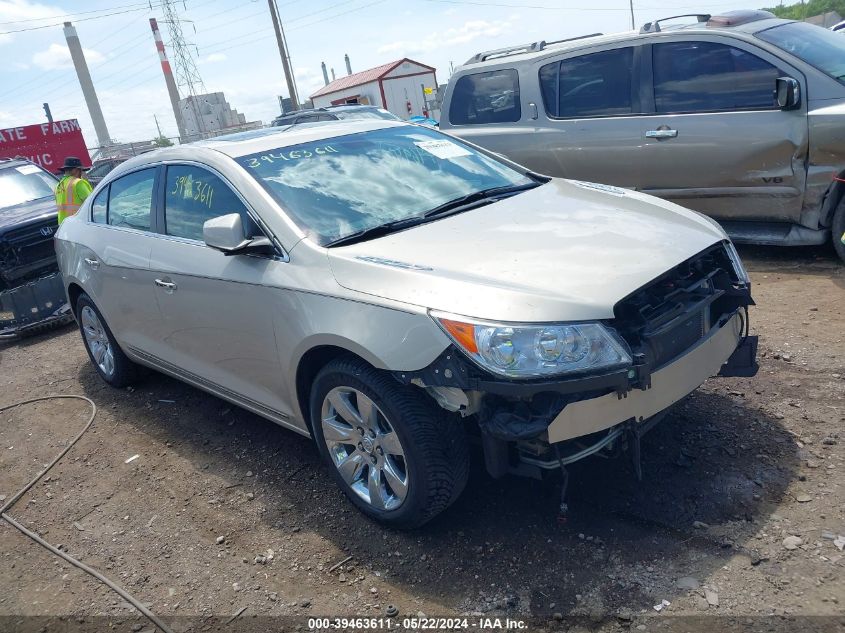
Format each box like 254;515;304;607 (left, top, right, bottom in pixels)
0;244;843;633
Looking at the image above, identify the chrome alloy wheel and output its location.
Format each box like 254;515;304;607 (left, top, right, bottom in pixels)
80;306;115;378
321;387;409;511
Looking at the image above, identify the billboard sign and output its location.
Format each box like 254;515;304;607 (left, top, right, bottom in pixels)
0;119;91;172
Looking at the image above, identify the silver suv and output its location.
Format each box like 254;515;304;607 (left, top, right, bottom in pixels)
56;120;756;527
440;10;845;261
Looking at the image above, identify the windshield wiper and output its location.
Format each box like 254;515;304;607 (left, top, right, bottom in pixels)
326;182;542;248
422;182;541;219
326;217;422;247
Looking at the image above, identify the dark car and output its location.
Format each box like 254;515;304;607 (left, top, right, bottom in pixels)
86;157;126;186
271;105;400;127
0;158;73;338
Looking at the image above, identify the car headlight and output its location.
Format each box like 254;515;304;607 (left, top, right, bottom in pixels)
724;240;750;285
432;312;632;379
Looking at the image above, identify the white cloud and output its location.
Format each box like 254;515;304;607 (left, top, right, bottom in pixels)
377;18;513;55
32;42;104;70
204;52;227;63
0;0;61;22
0;0;63;43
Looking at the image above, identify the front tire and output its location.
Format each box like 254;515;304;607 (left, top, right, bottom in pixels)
76;293;138;388
310;356;469;529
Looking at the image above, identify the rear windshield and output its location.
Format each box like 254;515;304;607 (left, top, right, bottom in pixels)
236;125;532;245
757;22;845;86
0;164;56;210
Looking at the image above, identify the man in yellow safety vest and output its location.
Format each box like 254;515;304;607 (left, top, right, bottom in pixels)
55;156;93;225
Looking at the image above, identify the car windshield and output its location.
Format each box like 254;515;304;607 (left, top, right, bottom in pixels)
334;109;398;121
236;125;533;245
0;164;56;210
757;22;845;85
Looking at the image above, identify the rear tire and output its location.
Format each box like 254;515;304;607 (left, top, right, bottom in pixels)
310;356;469;529
76;293;138;388
832;198;845;264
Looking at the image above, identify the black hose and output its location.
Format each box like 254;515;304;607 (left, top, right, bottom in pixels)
0;395;174;633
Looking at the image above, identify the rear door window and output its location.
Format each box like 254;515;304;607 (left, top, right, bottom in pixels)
539;48;634;119
449;69;521;125
653;41;781;113
107;169;155;231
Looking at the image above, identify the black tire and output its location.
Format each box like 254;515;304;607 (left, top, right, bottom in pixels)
75;292;138;388
310;356;469;529
832;198;845;264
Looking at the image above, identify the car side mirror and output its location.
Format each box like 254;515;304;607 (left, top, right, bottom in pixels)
203;213;275;257
776;77;801;110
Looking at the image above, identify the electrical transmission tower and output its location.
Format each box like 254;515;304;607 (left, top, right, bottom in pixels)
160;0;207;139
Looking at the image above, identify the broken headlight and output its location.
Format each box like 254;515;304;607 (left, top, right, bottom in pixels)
432;312;632;379
724;240;750;286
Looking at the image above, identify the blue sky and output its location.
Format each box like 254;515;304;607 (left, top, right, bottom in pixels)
1;0;759;148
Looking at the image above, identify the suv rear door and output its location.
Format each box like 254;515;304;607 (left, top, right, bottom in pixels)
528;44;651;188
637;36;808;223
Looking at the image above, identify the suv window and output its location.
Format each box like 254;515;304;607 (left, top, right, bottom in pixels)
164;165;250;241
653;41;780;113
108;169;155;231
539;48;634;119
449;69;521;125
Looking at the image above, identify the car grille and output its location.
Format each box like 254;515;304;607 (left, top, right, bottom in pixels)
613;243;739;370
0;219;59;285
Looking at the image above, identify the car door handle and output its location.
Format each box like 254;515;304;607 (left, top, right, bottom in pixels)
84;257;99;269
154;279;177;291
645;128;678;139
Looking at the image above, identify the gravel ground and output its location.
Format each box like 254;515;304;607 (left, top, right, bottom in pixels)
0;244;843;633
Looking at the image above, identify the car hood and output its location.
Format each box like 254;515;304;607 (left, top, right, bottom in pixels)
0;197;57;232
327;179;727;322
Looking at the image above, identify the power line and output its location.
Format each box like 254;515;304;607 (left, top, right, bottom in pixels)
0;5;157;35
3;0;222;103
0;1;153;26
200;0;388;55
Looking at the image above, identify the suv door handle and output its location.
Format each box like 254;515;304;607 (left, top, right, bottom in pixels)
84;257;99;269
645;128;678;139
154;279;177;292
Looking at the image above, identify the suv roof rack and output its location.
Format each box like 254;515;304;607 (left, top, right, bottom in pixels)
467;33;602;64
706;10;775;27
640;14;709;33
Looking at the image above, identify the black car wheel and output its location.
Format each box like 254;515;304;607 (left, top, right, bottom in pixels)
310;356;469;529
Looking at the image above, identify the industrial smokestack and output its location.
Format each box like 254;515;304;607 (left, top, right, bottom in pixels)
344;54;352;76
63;22;111;147
331;67;336;81
150;18;187;143
321;62;329;86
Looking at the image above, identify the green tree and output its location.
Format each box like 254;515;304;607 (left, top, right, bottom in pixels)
152;135;174;147
763;0;845;20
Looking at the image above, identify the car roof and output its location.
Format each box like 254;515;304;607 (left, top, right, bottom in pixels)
113;119;405;169
459;11;794;68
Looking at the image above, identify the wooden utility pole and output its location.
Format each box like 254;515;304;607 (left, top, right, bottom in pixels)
267;0;299;111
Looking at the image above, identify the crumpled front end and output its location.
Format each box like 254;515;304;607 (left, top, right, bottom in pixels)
394;242;757;478
0;216;72;339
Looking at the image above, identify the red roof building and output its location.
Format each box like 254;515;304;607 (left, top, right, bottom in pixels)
310;58;438;119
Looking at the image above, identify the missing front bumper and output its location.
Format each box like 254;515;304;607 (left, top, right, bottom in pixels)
0;273;72;339
546;313;743;443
